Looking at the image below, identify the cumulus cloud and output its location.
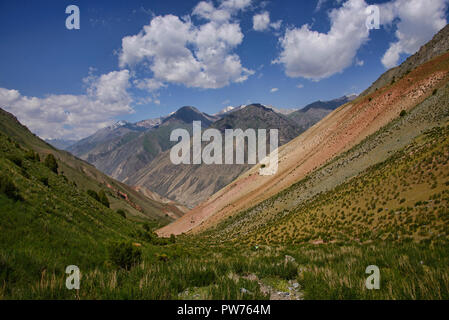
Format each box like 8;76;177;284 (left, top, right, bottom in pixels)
0;70;133;140
274;0;371;81
120;1;254;90
275;0;448;80
253;12;270;31
380;0;448;68
270;87;279;93
253;11;282;32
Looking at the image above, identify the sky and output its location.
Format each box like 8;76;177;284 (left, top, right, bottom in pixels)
0;0;448;140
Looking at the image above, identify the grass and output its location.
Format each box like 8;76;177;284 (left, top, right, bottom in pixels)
1;126;449;300
1;66;449;299
241;125;449;245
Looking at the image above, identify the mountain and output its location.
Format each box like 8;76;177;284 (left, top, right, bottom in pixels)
216;106;237;115
67;121;147;157
361;24;449;97
266;106;297;115
0;108;185;223
126;104;304;208
157;24;449;237
68;106;217;182
288;95;357;130
45;138;78;150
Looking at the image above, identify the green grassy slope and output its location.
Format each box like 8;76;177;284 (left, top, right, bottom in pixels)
0;108;181;223
203;74;449;242
244;125;449;245
0;132;149;298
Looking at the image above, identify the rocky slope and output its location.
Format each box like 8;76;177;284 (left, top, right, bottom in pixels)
157;25;449;237
288;95;357;131
68;106;217;181
127;104;304;208
361;24;449;97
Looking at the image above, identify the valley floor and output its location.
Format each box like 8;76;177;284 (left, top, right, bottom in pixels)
1;239;448;300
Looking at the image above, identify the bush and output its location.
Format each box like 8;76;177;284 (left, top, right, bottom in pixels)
44;154;58;173
25;150;39;162
156;253;169;262
117;209;127;219
433;88;438;95
87;190;100;202
39;177;49;187
7;155;23;167
98;190;110;208
108;241;142;270
400;110;407;117
170;234;176;244
0;175;21;201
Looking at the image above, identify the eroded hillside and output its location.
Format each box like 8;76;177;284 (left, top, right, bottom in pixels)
158;48;449;237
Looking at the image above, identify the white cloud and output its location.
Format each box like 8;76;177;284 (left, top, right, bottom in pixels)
193;1;231;23
274;0;371;81
134;78;167;92
0;70;133;140
221;0;252;11
253;12;270;31
253;11;282;32
296;84;304;89
270;20;282;31
380;0;448;68
120;2;254;90
275;0;447;80
270;87;279;93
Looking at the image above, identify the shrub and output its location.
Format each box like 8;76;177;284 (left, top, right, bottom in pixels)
170;234;176;244
98;190;110;208
156;253;169;262
108;241;142;270
0;175;21;201
39;177;49;187
44;154;58;173
117;209;127;219
25;150;39;162
400;110;407;117
87;190;100;202
433;88;438;95
7;155;23;167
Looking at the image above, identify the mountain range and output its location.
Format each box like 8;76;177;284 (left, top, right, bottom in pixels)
158;23;449;237
67;96;353;207
1;23;449;300
0;108;187;223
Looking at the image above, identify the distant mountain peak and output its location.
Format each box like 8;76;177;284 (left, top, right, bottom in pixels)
162;105;218;125
108;120;130;130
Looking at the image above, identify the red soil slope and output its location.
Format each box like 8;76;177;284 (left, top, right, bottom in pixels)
157;52;449;237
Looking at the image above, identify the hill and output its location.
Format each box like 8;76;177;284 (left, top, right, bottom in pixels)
288;95;357;131
68;107;217;182
157;25;449;237
361;24;449;97
127;104;304;208
203;82;449;242
0;108;185;222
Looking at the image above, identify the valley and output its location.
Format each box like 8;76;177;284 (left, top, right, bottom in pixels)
1;14;449;302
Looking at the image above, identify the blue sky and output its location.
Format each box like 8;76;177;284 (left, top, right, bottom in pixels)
0;0;448;139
